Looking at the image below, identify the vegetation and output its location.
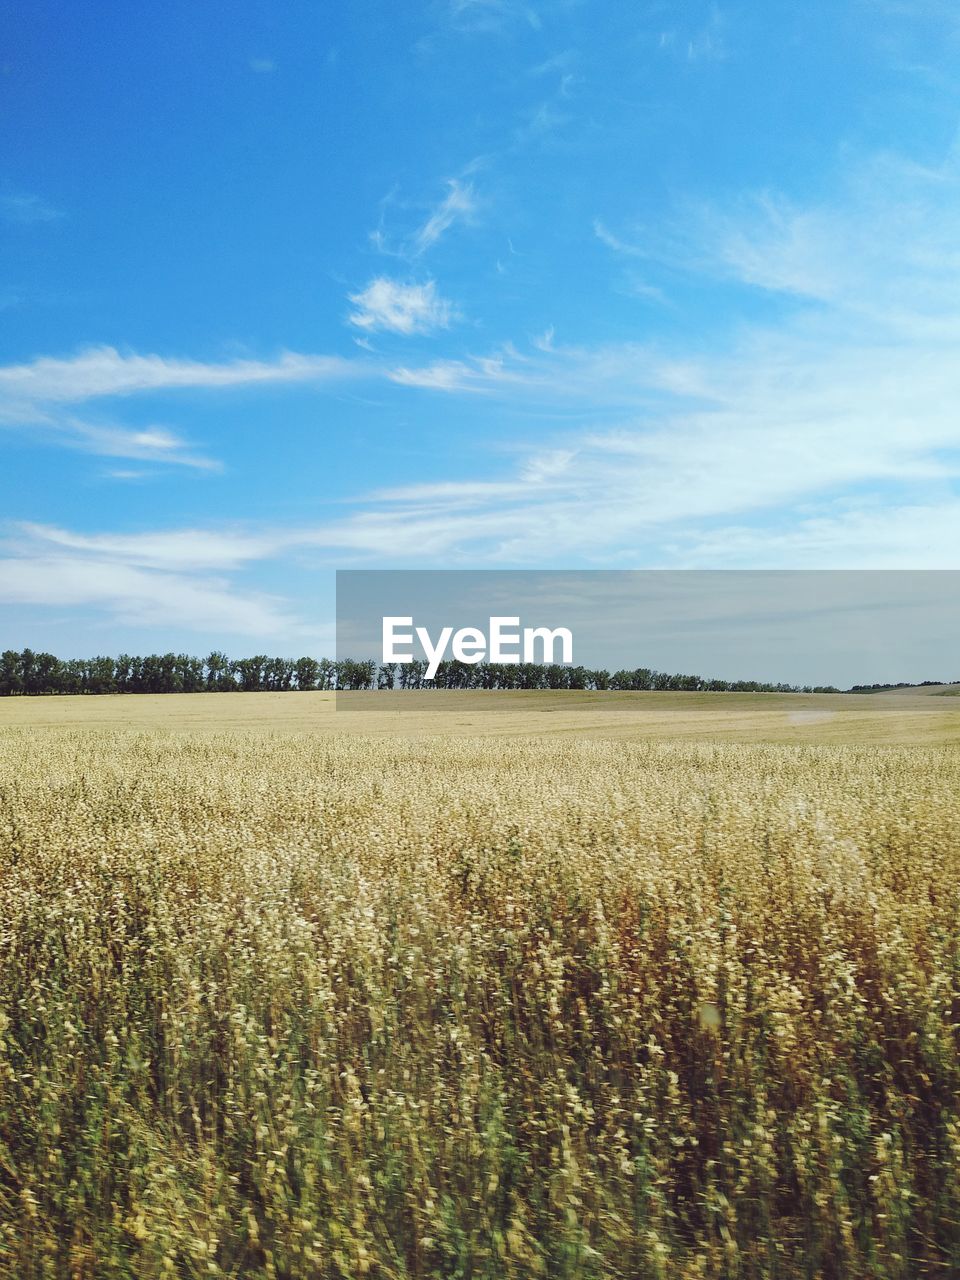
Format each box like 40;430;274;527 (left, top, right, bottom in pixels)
3;686;960;747
0;648;840;695
847;681;960;694
1;727;959;1277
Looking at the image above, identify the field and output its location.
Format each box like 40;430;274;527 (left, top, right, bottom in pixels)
1;693;960;1278
3;685;960;744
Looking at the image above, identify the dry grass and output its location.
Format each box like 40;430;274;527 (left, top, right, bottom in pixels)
2;687;960;744
1;719;959;1278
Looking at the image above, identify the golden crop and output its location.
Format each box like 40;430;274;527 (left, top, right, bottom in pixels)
0;728;959;1278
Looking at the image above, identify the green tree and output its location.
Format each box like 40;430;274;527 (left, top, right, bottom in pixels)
294;656;320;690
205;651;233;691
0;650;23;696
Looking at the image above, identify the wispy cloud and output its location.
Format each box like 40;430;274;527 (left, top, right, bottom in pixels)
16;523;283;571
0;346;352;405
686;9;726;62
527;50;577;77
513;62;578;147
65;421;220;470
0;553;297;638
385;339;676;404
410;180;478;255
593;219;644;257
657;6;727;64
0;522;326;640
678;502;960;569
327;149;960;564
248;57;276;73
347;278;456;335
371;175;481;260
446;0;541;35
515;99;571;144
32;309;960;555
593;221;677;304
387;349;535;391
0;346;356;468
9;141;960;647
0;192;64;225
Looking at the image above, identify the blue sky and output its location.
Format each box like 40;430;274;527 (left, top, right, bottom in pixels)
3;0;960;656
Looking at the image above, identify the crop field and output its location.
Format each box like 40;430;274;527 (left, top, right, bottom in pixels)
1;696;960;1277
2;685;960;744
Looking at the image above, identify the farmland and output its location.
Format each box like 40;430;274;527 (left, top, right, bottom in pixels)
2;684;960;744
1;693;959;1276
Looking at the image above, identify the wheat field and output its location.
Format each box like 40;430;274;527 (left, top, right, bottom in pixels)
2;686;959;744
1;704;959;1276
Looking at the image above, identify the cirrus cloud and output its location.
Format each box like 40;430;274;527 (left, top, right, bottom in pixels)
347;278;456;335
0;345;359;469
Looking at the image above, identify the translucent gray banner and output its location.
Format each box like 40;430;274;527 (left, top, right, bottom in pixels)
335;570;960;698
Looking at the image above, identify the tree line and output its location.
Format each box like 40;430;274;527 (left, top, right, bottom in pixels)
0;648;841;696
847;680;957;693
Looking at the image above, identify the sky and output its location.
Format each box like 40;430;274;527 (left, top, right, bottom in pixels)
3;0;960;659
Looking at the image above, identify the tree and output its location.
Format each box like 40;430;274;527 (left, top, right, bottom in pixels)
294;657;320;691
233;656;268;692
0;647;842;697
336;659;376;690
114;654;135;693
59;659;84;694
264;657;294;691
177;654;205;693
85;656;116;695
205;651;233;691
0;650;22;696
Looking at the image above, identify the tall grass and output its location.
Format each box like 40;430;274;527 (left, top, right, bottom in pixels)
1;730;959;1277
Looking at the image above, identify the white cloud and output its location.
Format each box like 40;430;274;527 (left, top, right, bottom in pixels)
687;15;725;62
0;523;325;643
30;310;960;563
388;349;535;391
0;345;356;468
370;175;481;261
593;219;644;257
656;153;960;319
594;220;669;301
347;278;455;334
9;139;960;649
0;192;64;225
446;0;541;34
411;180;478;255
16;524;280;572
0;346;351;406
528;51;577;77
319;151;960;565
677;503;960;569
656;7;726;64
388;361;478;391
0;555;296;638
64;420;220;470
514;83;574;145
